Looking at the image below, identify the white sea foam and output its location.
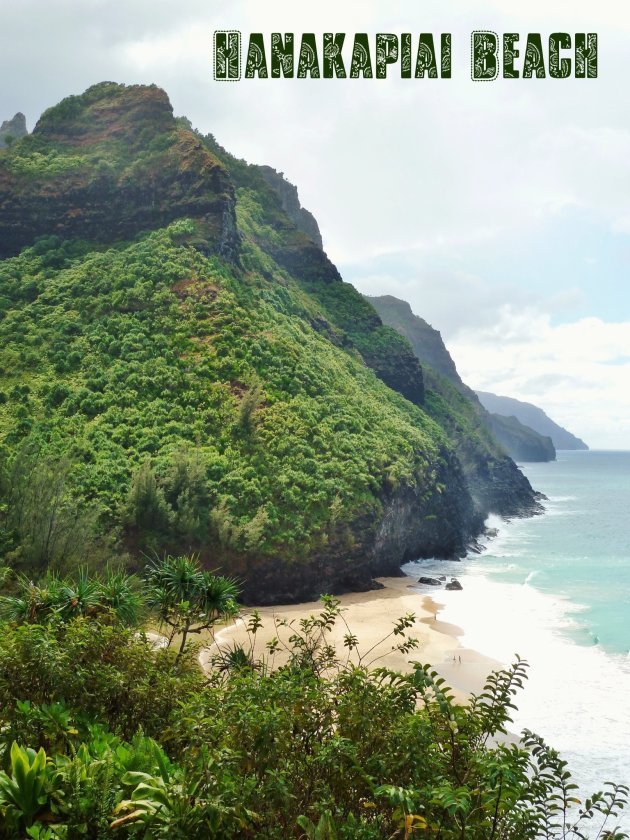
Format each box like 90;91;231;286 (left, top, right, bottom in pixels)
403;557;630;834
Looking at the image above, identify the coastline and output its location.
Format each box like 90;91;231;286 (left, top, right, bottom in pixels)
204;574;502;703
202;454;630;832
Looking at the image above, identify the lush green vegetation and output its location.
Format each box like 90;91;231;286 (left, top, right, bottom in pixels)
0;220;448;574
0;82;626;838
6;82;184;184
0;82;537;595
0;564;626;838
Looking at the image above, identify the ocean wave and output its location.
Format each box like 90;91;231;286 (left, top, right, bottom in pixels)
427;569;630;832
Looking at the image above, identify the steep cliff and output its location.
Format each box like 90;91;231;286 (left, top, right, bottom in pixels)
0;83;540;603
476;391;589;451
368;294;556;464
257;165;323;249
201;133;427;408
368;295;464;387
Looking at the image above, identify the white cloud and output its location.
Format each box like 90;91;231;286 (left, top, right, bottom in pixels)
449;311;630;449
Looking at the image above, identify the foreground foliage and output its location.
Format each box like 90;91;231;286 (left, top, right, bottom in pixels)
0;570;626;839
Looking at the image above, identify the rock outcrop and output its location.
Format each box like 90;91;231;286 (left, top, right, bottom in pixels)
0;113;27;148
446;579;463;591
257;165;323;249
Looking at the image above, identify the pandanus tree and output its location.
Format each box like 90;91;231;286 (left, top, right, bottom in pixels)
0;568;144;626
144;555;239;663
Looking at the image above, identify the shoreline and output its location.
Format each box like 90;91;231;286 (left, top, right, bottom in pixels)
204;574;502;702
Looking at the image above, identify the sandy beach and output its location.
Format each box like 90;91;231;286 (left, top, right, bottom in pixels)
201;574;502;703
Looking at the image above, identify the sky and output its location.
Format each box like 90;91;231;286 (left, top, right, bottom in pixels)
2;0;630;448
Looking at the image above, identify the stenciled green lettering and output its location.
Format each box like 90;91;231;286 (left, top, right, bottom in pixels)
523;33;546;78
575;33;598;78
323;33;346;78
350;33;373;78
472;31;499;81
271;33;294;78
297;33;320;78
503;33;520;78
245;33;268;79
376;34;399;79
214;31;240;81
415;34;439;78
441;34;452;78
549;33;571;79
401;33;412;78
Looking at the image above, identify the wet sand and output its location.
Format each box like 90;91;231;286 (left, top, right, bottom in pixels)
201;575;502;703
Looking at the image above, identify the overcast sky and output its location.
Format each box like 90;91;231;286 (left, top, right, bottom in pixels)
2;0;630;448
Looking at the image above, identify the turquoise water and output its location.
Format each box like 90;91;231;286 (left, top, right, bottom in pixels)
409;450;630;831
488;450;630;655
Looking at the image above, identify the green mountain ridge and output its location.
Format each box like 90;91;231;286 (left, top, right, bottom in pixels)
368;294;557;464
476;390;589;451
486;414;555;463
0;82;540;603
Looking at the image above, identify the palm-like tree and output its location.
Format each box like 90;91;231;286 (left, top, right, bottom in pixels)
0;568;143;627
144;555;239;663
98;570;144;626
55;570;103;621
0;575;62;624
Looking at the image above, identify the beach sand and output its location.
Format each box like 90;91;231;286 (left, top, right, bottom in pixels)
201;575;502;703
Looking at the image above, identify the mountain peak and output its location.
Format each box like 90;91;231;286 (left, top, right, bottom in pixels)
34;82;173;146
0;83;239;261
0;112;28;148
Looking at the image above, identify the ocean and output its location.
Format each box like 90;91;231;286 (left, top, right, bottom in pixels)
406;450;630;833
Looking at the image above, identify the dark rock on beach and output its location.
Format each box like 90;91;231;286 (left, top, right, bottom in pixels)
445;579;463;591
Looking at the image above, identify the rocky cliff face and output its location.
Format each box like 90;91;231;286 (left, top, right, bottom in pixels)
233;447;479;604
369;294;556;464
257;165;323;249
367;295;464;386
0;84;239;261
0;113;27;148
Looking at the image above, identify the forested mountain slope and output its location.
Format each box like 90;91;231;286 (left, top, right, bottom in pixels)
0;83;540;602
